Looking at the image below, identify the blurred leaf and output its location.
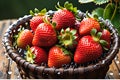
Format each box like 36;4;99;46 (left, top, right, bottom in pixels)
103;3;115;20
92;8;104;17
112;10;120;35
79;0;109;5
94;0;109;5
78;0;94;4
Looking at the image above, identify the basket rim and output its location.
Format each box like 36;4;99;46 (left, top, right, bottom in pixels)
2;10;120;75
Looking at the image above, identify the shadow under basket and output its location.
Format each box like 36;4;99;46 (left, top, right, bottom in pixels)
2;11;120;79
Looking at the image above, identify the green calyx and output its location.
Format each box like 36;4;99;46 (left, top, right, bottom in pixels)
56;45;73;58
58;27;77;49
26;46;36;63
30;8;47;16
55;1;78;15
90;28;108;50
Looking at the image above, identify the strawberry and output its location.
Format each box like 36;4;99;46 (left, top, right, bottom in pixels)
58;27;79;49
74;29;108;64
101;29;111;49
16;29;33;49
48;46;72;68
30;8;47;32
30;16;44;32
52;2;77;30
26;46;48;65
79;18;100;36
32;22;57;47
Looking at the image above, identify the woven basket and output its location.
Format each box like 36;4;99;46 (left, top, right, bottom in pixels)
2;11;119;79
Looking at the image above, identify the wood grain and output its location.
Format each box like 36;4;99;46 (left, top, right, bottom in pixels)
0;20;120;79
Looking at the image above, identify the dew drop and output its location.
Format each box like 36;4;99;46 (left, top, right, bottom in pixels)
8;71;12;74
57;71;61;75
119;73;120;75
17;76;20;79
116;60;120;64
109;72;113;75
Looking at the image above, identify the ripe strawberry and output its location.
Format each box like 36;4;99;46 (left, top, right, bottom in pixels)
30;16;44;32
16;29;33;49
30;8;47;32
52;2;77;30
58;27;79;49
79;18;100;36
26;46;48;65
74;35;102;64
32;22;57;47
101;29;111;49
74;29;107;64
48;46;72;68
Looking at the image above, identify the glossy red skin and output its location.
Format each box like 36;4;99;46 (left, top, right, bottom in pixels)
30;16;44;32
17;29;33;49
30;46;48;65
79;18;100;36
101;29;111;49
52;9;75;30
74;35;102;64
32;23;57;47
48;46;71;68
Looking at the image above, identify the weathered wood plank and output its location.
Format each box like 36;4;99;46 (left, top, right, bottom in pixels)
0;20;9;79
0;20;21;79
108;60;120;78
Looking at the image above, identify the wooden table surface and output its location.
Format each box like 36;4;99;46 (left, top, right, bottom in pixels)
0;19;120;79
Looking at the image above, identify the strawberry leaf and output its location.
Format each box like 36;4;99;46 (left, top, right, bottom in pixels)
26;46;35;63
92;8;104;18
30;8;47;16
91;28;97;37
96;32;102;39
103;3;115;20
99;40;108;50
34;8;40;13
55;1;78;15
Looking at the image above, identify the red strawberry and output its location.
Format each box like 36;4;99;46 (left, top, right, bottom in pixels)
30;16;44;32
26;46;48;65
74;29;105;64
32;22;57;47
52;2;76;30
101;29;111;49
30;8;48;32
16;29;33;49
79;18;100;36
74;35;102;64
52;9;75;30
58;27;79;49
48;46;72;68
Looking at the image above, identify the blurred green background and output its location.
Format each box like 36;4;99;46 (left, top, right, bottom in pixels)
0;0;102;20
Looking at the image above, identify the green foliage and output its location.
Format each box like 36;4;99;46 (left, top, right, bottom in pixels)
79;0;109;5
103;3;115;20
92;8;104;17
112;10;120;35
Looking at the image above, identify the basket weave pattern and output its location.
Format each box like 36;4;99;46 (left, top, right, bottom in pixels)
2;11;119;79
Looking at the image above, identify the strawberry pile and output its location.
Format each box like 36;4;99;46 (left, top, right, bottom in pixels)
14;1;111;68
